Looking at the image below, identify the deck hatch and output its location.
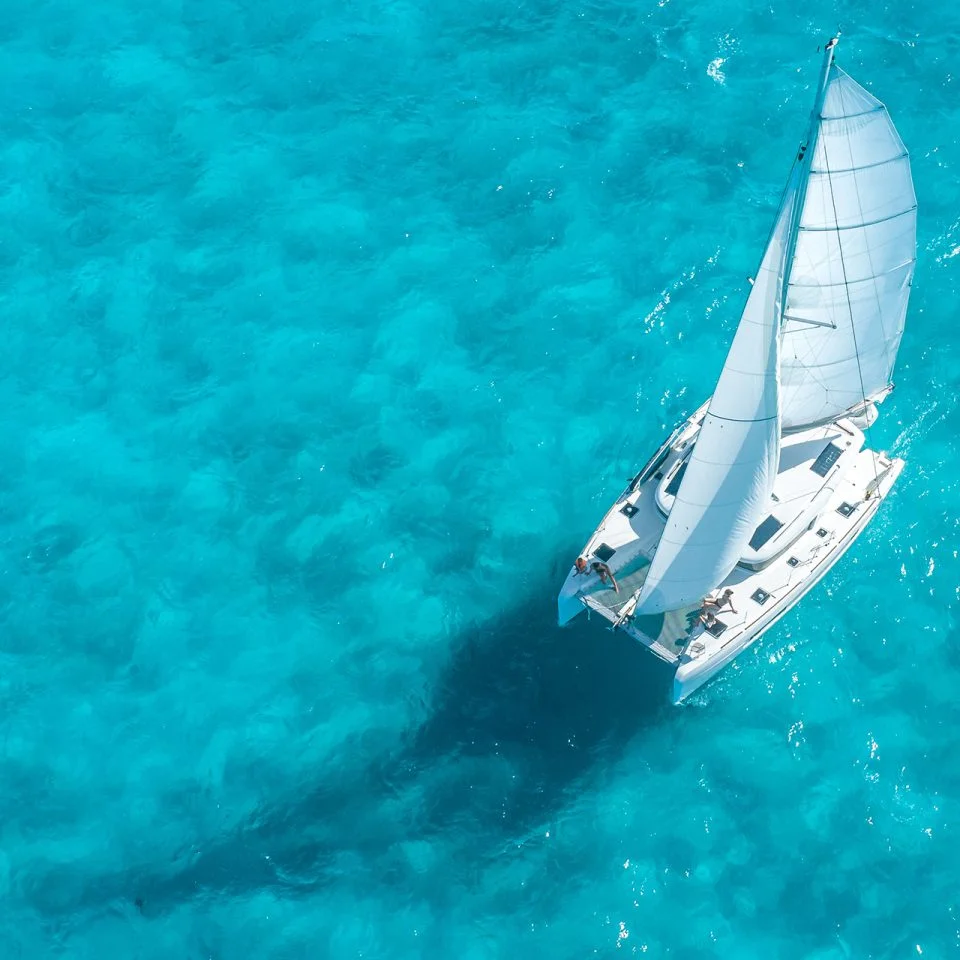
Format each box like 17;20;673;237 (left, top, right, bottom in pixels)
593;543;616;562
705;619;728;638
836;501;857;517
787;556;800;567
620;502;639;518
749;515;783;550
751;588;771;605
816;527;829;538
811;442;843;477
665;462;688;497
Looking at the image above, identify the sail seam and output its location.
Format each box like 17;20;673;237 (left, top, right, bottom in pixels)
788;258;915;287
809;152;908;175
782;351;891;369
799;205;916;232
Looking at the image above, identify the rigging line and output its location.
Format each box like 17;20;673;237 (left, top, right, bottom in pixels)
836;69;915;386
839;95;899;385
780;48;840;418
823;73;881;489
782;193;849;387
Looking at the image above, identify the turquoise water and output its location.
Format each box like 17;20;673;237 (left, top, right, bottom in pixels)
2;0;959;955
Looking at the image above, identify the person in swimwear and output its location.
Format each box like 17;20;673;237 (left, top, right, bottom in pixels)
591;561;619;593
699;588;736;626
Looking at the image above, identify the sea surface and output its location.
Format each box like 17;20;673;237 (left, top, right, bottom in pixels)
1;0;958;956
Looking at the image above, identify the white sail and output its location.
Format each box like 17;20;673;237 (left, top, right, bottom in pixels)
635;187;799;615
780;66;917;429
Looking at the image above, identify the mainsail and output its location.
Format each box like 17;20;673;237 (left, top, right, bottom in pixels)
634;184;799;615
780;64;917;429
633;38;914;614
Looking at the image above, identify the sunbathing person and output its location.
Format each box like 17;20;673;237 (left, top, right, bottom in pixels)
699;588;736;626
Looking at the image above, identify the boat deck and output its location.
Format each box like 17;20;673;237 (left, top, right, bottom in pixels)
576;547;701;665
558;407;903;693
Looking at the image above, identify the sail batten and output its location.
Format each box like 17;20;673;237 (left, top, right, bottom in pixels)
789;258;915;287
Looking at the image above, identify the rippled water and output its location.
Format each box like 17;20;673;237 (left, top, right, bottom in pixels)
2;0;959;956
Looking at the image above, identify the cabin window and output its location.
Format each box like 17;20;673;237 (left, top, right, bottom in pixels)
665;462;688;497
639;446;673;486
749;515;783;550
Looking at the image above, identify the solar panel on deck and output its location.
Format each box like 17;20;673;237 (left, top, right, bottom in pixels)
665;462;688;496
749;515;783;551
811;442;842;477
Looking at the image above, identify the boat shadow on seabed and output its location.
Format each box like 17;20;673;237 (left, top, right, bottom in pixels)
31;562;674;922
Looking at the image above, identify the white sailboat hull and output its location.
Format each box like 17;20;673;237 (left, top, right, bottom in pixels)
559;40;915;703
672;460;899;700
558;403;903;703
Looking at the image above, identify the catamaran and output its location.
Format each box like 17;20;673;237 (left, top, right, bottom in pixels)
557;36;916;702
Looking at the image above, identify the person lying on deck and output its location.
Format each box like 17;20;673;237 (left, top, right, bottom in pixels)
591;561;619;593
698;588;736;625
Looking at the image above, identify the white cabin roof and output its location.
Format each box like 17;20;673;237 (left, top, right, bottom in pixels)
653;421;865;569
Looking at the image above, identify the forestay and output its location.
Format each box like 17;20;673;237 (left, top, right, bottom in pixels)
780;66;917;430
634;185;799;615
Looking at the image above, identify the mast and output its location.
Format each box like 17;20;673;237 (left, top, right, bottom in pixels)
780;36;839;314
